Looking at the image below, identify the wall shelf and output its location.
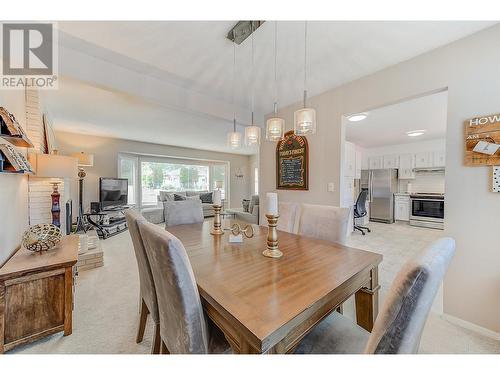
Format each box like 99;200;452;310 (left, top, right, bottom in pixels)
0;134;34;148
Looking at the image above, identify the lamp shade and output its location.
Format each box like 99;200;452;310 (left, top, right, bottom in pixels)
244;126;261;146
35;154;78;178
294;107;316;135
266;117;285;141
227;131;242;149
71;152;94;167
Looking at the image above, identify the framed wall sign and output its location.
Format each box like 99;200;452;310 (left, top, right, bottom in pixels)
276;130;309;190
464;113;500;166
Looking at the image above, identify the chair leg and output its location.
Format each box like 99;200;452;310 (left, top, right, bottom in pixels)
358;225;371;233
136;298;149;343
354;225;366;235
336;304;344;314
152;323;162;354
161;340;170;354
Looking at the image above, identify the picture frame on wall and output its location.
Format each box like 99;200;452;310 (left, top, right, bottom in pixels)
276;131;309;190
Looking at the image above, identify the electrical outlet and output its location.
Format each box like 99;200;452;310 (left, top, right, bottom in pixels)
327;182;335;192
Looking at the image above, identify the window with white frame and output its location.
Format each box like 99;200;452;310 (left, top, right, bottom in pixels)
118;153;229;208
254;167;259;195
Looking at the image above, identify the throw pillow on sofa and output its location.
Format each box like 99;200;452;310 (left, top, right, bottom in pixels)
187;195;200;201
174;193;187;201
200;192;213;204
242;199;250;212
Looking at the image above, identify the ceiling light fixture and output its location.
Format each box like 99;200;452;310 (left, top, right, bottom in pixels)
227;41;242;149
266;21;285;142
347;113;368;122
244;22;261;147
294;21;316;136
406;130;426;137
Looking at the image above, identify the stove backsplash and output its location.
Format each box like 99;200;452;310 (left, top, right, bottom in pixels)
399;170;445;194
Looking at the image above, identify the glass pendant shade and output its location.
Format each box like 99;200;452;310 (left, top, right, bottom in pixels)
266;116;285;141
294;107;316;135
227;131;242;149
244;126;261;146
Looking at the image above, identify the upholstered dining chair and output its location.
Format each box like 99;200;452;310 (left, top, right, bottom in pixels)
164;200;204;227
277;202;299;233
138;220;231;354
294;237;456;354
295;204;350;245
124;209;161;354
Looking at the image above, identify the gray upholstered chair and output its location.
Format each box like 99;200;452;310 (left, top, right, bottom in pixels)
294;237;456;354
164;200;204;227
277;201;299;233
124;209;161;354
138;220;231;354
295;204;350;245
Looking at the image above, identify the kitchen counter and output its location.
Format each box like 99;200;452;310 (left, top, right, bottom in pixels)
395;192;410;196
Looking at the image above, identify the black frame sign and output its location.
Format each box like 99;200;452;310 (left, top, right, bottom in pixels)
276;130;309;190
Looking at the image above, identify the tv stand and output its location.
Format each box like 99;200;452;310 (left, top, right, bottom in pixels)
84;206;132;239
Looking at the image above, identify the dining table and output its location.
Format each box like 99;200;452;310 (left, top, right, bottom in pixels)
166;219;383;354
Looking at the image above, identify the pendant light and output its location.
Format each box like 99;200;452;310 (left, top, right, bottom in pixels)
294;21;316;136
227;41;242;149
266;21;285;141
244;22;261;146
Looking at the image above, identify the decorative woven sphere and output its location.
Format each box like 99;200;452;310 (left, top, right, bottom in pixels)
22;224;62;252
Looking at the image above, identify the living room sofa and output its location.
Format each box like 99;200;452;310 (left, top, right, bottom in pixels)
225;195;259;224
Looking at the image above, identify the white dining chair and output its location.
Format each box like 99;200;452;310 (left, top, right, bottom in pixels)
295;204;351;245
277;202;300;233
294;237;456;354
138;220;231;354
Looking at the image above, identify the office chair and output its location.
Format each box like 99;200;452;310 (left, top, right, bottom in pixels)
354;189;371;235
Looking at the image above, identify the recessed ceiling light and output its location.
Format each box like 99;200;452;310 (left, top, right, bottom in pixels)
347;113;368;122
406;130;426;137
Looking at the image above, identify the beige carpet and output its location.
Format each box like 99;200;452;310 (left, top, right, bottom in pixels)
10;222;500;354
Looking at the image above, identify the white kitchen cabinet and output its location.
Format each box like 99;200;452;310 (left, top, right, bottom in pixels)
398;153;415;179
368;156;383;170
383;155;399;169
344;141;356;177
355;149;362;179
395;195;410;221
415;152;432;168
342;176;355;207
433;150;446;167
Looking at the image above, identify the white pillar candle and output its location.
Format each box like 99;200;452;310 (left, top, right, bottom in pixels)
266;192;278;216
213;190;222;206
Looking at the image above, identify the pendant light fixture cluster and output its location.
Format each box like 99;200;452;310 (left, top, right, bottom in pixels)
294;21;316;136
244;21;261;146
227;41;242;149
226;20;315;150
266;21;285;141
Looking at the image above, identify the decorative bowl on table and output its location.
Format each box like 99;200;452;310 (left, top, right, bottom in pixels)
22;224;62;252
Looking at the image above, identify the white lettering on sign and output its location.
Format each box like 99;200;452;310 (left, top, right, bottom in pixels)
469;114;500;126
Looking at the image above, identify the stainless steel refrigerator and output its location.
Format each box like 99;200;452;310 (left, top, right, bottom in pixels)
360;169;398;223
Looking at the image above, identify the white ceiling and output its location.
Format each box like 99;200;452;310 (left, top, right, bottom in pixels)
42;76;258;154
345;91;448;148
48;21;495;154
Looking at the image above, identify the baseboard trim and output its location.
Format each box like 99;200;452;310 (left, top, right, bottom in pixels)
442;314;500;341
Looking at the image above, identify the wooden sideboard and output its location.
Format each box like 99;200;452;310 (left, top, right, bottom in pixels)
0;235;79;353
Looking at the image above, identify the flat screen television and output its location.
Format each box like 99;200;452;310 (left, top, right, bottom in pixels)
99;177;128;209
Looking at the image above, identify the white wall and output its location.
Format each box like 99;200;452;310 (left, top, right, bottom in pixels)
0;91;29;266
260;24;500;333
55;131;253;211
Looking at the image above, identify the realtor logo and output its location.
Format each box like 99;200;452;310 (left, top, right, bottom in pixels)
1;23;58;89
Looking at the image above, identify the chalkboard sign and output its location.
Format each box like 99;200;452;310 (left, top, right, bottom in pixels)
276;131;309;190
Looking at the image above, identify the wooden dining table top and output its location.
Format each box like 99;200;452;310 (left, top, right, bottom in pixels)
166;219;382;352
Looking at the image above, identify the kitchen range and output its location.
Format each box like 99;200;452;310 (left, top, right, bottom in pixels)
409;193;445;230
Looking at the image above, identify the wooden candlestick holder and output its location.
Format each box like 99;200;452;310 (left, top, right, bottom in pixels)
210;205;224;235
262;214;282;258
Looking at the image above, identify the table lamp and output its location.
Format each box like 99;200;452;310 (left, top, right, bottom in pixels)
34;154;78;229
71;152;94;233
